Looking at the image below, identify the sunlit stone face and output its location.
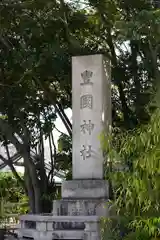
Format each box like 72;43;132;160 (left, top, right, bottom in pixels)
72;55;111;179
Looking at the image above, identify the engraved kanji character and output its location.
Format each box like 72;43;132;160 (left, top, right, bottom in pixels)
80;94;93;109
80;120;94;135
80;145;92;160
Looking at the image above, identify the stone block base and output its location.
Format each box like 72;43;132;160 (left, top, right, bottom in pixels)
52;199;110;217
62;180;109;199
18;179;110;240
18;215;100;240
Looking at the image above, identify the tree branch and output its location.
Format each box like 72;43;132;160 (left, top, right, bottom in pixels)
0;151;25;189
55;103;72;136
0;119;24;154
33;77;72;136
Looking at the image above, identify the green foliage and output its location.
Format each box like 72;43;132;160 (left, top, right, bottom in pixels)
58;134;72;154
0;172;24;202
0;172;28;222
57;133;72;179
101;104;160;239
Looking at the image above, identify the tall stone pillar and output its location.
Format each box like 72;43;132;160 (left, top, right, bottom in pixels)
72;54;111;179
53;55;111;218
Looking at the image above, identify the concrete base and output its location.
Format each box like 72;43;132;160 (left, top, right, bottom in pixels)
62;180;109;199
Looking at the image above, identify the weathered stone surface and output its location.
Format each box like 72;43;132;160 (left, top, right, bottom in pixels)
72;54;111;179
18;229;83;240
36;222;47;231
62;180;109;199
18;229;53;240
19;214;100;223
52;230;83;239
18;215;100;240
52;199;110;217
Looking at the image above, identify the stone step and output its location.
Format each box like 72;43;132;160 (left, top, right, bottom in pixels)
18;215;100;240
18;229;84;240
52;230;84;239
5;236;17;240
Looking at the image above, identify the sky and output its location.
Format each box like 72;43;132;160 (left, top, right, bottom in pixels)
44;108;72;156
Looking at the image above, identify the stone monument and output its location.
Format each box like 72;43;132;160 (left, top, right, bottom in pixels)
72;54;111;180
18;54;111;240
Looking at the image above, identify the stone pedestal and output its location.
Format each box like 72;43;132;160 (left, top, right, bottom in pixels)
62;180;109;199
52;198;109;217
18;215;101;240
53;180;110;218
52;179;110;231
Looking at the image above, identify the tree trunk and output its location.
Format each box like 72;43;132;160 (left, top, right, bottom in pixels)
24;168;35;213
0;120;43;213
23;151;42;213
105;26;131;128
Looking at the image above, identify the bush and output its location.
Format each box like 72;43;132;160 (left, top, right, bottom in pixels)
101;108;160;239
0;172;28;227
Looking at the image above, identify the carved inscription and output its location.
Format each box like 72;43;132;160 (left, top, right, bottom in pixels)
64;180;105;190
80;70;94;162
80;120;94;135
24;221;36;229
87;208;96;215
81;70;93;85
52;233;59;239
84;232;88;240
52;221;56;229
80;94;93;109
72;211;80;216
80;145;92;160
